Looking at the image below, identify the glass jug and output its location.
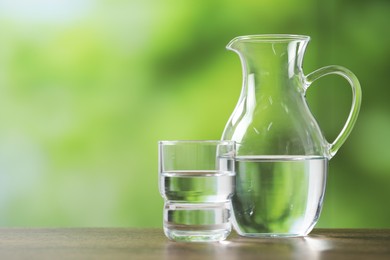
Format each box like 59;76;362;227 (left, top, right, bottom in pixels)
221;34;361;237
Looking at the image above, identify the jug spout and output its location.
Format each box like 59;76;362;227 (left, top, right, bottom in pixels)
226;34;310;79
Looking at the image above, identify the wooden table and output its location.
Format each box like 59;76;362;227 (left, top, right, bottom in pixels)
0;228;389;259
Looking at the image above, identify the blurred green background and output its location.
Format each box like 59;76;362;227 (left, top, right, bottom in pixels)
0;0;389;228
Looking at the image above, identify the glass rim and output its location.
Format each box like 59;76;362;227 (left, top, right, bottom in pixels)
158;140;235;145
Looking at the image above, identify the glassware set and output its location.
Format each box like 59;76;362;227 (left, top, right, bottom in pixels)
158;34;361;242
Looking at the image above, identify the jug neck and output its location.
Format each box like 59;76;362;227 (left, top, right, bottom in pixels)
227;35;309;94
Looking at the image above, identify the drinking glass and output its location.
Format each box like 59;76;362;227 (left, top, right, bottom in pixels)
158;140;235;242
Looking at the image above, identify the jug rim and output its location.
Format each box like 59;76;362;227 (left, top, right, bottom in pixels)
227;34;310;47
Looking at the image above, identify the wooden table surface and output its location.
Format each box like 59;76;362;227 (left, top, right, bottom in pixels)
0;228;389;259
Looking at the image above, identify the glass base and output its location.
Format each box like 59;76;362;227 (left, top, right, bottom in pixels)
164;228;230;242
163;202;231;242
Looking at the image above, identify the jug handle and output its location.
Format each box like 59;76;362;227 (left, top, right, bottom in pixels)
304;65;362;159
